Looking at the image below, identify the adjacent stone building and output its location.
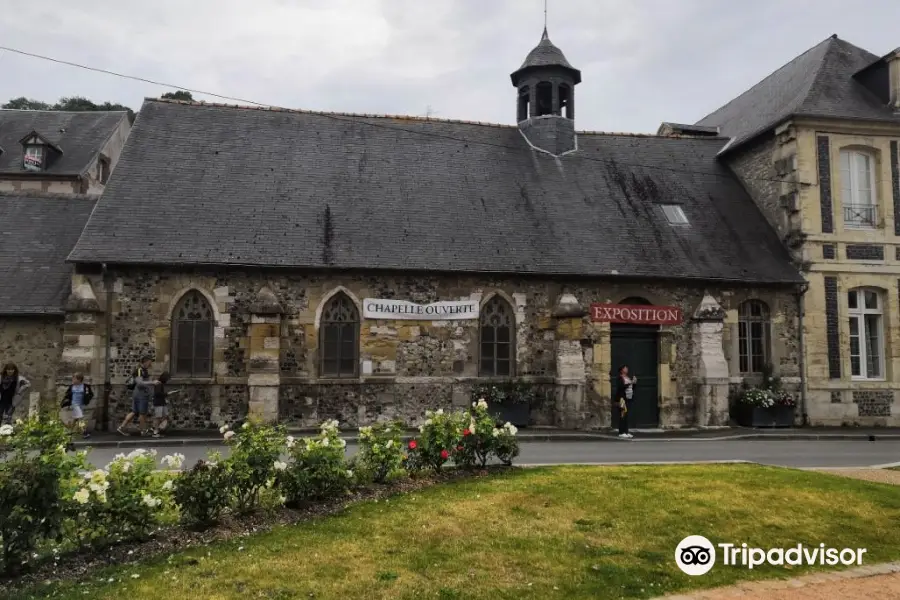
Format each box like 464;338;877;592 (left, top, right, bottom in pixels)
0;110;130;416
689;34;900;425
53;29;803;432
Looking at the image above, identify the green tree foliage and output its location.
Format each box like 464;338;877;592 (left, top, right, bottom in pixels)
161;90;193;101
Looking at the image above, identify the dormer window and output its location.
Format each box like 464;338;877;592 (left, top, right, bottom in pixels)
23;145;44;171
18;131;62;173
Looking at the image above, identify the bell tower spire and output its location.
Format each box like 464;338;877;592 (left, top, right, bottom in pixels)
510;25;581;156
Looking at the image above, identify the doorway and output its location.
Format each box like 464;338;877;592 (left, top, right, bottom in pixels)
610;297;660;429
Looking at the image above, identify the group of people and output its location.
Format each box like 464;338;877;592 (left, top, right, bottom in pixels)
117;355;177;438
0;357;177;439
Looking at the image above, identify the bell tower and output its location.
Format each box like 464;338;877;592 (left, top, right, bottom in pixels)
511;27;581;156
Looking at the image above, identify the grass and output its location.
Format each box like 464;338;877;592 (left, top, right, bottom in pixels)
12;464;900;600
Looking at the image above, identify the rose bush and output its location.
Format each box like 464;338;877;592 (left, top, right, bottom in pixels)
455;400;497;469
0;418;86;574
493;422;520;466
412;409;465;473
356;421;404;483
221;421;287;514
278;420;351;506
173;456;230;529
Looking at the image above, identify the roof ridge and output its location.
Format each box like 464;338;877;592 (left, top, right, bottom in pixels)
146;97;519;130
695;34;837;125
576;129;725;139
0;109;129;115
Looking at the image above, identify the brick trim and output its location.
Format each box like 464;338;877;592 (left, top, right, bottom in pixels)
818;136;834;233
892;141;900;235
825;276;840;379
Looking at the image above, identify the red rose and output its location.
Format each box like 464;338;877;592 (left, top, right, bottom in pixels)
456;445;463;451
408;440;417;450
440;449;449;460
463;428;471;437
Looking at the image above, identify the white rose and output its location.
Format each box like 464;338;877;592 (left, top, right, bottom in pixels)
141;494;160;508
436;409;444;416
339;438;347;448
242;422;250;430
346;470;354;479
162;480;174;491
219;425;230;434
385;440;393;449
321;437;330;447
224;431;235;441
73;488;90;504
273;461;287;471
0;424;13;436
286;436;295;449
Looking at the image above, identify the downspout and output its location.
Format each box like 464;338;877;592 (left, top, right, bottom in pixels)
102;263;113;432
797;282;810;427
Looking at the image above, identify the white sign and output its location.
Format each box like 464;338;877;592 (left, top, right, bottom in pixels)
363;298;479;320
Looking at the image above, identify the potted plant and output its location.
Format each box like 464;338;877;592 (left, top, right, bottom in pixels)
471;380;535;427
736;387;775;427
772;389;796;427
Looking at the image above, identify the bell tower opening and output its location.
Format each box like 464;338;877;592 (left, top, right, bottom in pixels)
517;86;530;122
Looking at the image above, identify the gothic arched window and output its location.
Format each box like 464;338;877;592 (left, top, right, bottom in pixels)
479;295;515;377
171;290;214;377
319;293;359;378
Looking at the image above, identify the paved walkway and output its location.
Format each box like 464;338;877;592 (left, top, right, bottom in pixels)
663;562;900;599
71;426;900;449
808;467;900;485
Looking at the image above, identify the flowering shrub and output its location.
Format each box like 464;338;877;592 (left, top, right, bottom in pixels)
278;420;351;506
66;449;175;548
739;388;775;408
772;389;796;407
173;456;231;529
0;418;86;574
221;421;287;514
411;409;465;473
455;400;497;469
471;380;538;405
356;421;404;483
493;422;520;466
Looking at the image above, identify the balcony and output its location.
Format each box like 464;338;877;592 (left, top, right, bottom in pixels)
843;203;877;229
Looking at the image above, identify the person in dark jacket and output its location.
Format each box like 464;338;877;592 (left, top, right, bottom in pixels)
0;363;30;425
117;356;158;436
616;365;637;439
61;372;94;439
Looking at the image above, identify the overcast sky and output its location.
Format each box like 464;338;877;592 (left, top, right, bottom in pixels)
1;0;899;133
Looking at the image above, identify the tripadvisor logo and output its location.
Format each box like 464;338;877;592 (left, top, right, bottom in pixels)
675;536;867;576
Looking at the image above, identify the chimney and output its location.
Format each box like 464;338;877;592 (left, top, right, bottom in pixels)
890;48;900;111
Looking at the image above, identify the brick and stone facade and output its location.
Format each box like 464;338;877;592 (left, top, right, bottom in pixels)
56;266;800;431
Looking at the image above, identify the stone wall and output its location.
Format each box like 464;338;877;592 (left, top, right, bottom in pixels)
62;266;800;431
0;316;64;416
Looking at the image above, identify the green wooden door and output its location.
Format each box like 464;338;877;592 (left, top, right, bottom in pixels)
610;324;660;428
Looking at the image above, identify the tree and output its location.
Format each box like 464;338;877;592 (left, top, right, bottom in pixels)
2;97;51;110
161;90;193;101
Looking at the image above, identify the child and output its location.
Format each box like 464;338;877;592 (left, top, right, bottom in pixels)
151;371;176;438
61;373;94;439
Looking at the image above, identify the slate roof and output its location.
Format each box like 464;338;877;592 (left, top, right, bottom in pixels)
0;193;96;315
0;110;127;175
696;35;899;153
68;99;802;285
511;28;581;85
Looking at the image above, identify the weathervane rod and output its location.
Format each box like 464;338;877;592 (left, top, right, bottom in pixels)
544;0;548;29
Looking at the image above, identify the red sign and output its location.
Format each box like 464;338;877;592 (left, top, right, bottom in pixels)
590;303;683;326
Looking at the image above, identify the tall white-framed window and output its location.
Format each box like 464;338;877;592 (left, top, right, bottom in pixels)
847;287;885;380
840;149;877;228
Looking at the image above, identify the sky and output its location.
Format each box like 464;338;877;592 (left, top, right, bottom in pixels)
1;0;899;134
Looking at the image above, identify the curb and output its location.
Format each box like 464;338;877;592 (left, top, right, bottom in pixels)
70;432;900;449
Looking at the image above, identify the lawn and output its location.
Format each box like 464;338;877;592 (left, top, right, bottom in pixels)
12;464;900;600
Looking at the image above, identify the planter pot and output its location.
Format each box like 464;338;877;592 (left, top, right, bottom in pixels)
736;405;776;428
487;401;530;428
773;404;796;428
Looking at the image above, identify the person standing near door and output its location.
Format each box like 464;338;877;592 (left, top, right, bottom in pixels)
0;363;30;425
616;365;637;439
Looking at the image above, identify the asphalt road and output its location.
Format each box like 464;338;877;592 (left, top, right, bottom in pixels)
81;440;900;470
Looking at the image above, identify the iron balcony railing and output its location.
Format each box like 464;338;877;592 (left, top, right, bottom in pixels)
843;203;877;228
